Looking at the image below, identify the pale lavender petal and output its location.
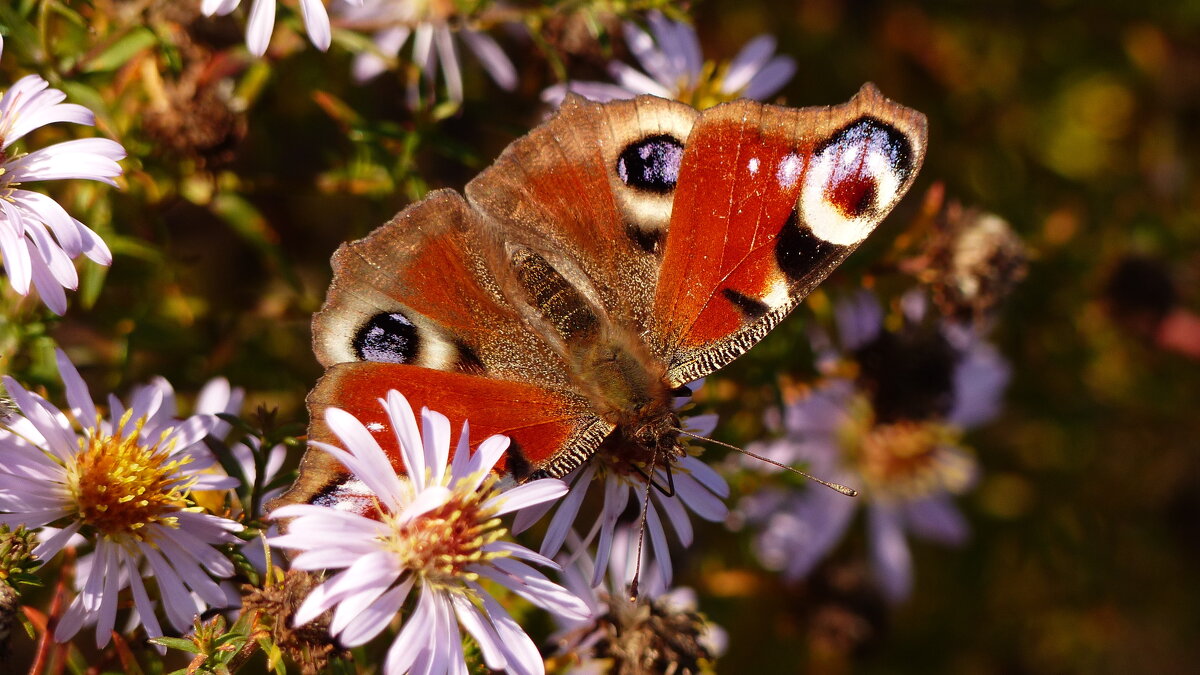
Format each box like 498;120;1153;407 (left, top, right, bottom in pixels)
55;348;97;426
127;551;164;640
484;478;566;517
434;26;463;103
482;540;559;570
420;408;450;485
2;377;75;461
474;586;546;675
76;219;111;265
7;138;125;185
684;413;719;437
654;487;692;546
5;101;94;145
24;221;77;289
541;81;638;106
338;580;410;646
835;290;884;351
904;495;970;546
384;584;435;674
721;35;777;94
384;390;426;489
11;190;82;256
245;0;276;57
741;56;797;100
165;414;218;451
31;521;80;561
449;419;471;483
141;544;201;631
322;408;406;504
478;560;591;623
352;26;410;81
948;336;1010;428
92;544;122;648
462;434;509;489
202;0;240;16
536;463;594;554
26;244;67;313
622;21;672;87
461;30;517;90
0;202;32;293
299;0;331;51
642;497;673;587
868;503;913;603
678;455;729;498
396;485;452;525
607;61;673;98
451;593;508;671
590;476;629;586
672;469;727;521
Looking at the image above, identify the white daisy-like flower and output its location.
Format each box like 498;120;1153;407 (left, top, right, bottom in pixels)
202;0;358;56
334;0;518;106
0;350;243;647
0;51;125;314
512;385;729;589
269;390;591;675
553;527;726;673
543;11;796;108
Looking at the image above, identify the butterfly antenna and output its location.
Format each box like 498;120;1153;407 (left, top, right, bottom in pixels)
629;443;660;602
673;427;858;497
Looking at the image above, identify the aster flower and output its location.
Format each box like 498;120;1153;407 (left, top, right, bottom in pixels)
0;350;243;647
739;290;1009;602
512;384;729;589
201;0;353;57
543;11;796;108
0;53;125;314
553;527;726;674
269;390;591;675
335;0;518;106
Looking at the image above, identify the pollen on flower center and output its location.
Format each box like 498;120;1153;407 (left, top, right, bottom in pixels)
384;475;508;584
65;413;193;539
839;395;972;498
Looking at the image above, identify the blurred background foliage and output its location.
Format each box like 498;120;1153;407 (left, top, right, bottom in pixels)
1;0;1198;673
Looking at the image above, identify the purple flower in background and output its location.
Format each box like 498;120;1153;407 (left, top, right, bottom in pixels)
543;11;796;107
512;383;729;589
739;291;1009;602
335;0;517;106
201;0;355;56
269;391;590;675
0;350;242;646
0;47;124;314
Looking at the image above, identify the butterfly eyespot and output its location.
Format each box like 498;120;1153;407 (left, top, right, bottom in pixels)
800;117;913;246
616;134;684;193
353;311;420;363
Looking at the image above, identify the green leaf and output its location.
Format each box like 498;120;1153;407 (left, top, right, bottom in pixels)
150;636;203;654
81;28;158;73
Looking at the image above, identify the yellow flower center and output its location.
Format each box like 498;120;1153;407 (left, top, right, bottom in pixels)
65;412;194;540
382;475;508;588
839;394;975;499
674;60;761;110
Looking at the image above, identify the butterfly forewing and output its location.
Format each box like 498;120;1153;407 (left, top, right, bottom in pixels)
653;84;928;384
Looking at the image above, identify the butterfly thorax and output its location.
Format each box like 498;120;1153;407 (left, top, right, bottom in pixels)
570;327;683;472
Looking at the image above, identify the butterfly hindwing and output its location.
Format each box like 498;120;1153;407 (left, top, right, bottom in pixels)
284;362;610;509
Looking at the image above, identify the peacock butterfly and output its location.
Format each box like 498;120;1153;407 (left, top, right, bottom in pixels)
277;84;928;510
